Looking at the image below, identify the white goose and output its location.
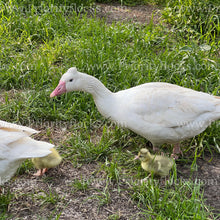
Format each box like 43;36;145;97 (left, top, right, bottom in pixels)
50;67;220;157
0;120;54;184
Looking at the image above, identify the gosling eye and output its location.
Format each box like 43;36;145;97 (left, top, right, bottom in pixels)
69;79;73;82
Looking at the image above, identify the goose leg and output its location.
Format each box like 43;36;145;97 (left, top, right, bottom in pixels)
152;145;160;152
171;143;183;159
153;145;165;156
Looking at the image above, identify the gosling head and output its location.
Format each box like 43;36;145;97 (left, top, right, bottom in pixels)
134;148;151;161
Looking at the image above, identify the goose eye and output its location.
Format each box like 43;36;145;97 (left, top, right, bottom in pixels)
69;79;73;82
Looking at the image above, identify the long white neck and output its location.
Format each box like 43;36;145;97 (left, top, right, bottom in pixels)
79;72;114;118
79;72;112;99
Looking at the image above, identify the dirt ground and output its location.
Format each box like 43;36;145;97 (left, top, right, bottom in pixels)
1;3;220;219
3;128;220;219
93;3;162;24
178;153;220;216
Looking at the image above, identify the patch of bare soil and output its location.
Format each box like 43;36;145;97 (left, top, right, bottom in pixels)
177;153;220;216
0;89;19;104
92;3;162;24
4;162;146;219
3;151;220;219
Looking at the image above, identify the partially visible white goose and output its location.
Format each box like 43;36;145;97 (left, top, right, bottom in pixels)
0;120;54;184
50;67;220;157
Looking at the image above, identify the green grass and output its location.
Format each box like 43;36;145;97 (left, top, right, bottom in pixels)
36;188;64;206
0;0;220;219
0;189;13;215
163;0;220;43
130;178;211;219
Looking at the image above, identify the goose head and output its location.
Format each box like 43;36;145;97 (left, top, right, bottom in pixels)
50;67;83;97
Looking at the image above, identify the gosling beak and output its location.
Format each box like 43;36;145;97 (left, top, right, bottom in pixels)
50;81;66;97
134;155;140;160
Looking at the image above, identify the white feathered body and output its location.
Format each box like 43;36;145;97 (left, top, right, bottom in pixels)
0;120;54;184
94;82;220;146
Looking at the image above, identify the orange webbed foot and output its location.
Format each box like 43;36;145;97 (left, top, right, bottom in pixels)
33;168;48;176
